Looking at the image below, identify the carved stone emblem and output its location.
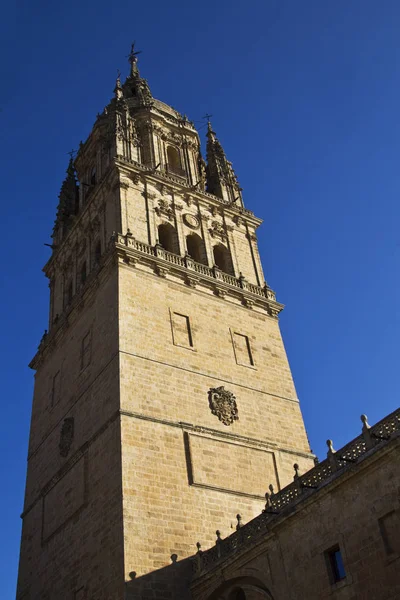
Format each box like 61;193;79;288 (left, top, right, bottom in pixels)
59;417;74;458
183;213;200;229
208;386;238;426
155;198;174;221
209;220;226;239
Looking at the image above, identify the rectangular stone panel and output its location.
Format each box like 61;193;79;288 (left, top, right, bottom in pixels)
170;311;193;348
42;455;87;542
187;433;277;498
232;331;254;366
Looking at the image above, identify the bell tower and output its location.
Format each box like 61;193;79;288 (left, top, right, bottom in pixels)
17;47;314;600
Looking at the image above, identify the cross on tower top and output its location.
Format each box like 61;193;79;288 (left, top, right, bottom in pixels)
127;42;142;65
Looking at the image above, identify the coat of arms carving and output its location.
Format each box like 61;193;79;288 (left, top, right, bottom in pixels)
208;386;239;426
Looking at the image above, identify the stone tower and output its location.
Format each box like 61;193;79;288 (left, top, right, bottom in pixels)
17;47;314;600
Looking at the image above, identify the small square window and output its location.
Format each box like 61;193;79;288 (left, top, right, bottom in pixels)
81;331;92;370
326;545;346;583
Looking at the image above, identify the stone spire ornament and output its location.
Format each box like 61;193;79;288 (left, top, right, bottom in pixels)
128;41;142;76
206;120;243;206
123;42;153;107
114;69;123;99
53;157;79;243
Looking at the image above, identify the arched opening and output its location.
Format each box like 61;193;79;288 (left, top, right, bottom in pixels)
80;262;87;285
229;590;246;600
94;240;101;264
206;576;273;600
166;146;185;177
213;243;234;275
90;166;97;186
186;233;207;265
158;223;180;254
66;280;73;306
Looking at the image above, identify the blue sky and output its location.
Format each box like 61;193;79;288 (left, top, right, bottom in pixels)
2;1;400;596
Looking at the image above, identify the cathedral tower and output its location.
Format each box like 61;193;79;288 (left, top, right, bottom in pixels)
17;47;314;599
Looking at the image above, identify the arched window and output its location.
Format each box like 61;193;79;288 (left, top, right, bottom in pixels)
94;240;101;264
213;243;234;275
80;262;87;285
229;590;246;600
101;151;110;174
90;167;96;186
186;233;207;265
158;223;180;254
66;280;73;305
166;146;185;177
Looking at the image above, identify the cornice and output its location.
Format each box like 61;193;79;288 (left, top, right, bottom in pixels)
33;232;282;371
114;233;282;316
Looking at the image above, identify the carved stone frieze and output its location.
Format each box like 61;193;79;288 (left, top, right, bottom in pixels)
242;297;254;309
59;417;74;458
156;182;168;196
213;286;226;299
184;275;199;288
208;386;239;426
155;198;174;221
154;265;168;278
184;194;193;206
209;220;226;239
129;173;140;185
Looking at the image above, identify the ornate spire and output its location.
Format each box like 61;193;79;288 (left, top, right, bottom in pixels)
206;121;243;206
114;69;123;99
128;41;142;77
122;42;153;107
53;158;79;241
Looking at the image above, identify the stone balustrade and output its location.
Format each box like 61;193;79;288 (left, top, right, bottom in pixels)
192;407;400;578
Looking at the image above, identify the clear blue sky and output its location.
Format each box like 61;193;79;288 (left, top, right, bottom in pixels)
1;1;400;596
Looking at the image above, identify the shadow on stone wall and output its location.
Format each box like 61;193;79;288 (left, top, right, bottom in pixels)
124;555;193;600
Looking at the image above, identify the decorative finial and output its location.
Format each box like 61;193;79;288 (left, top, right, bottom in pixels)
67;149;76;160
264;491;272;510
293;463;300;480
361;414;370;430
326;439;336;455
196;542;202;552
236;514;242;530
269;483;275;497
215;530;222;544
127;41;142;75
170;553;178;564
114;69;123;98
